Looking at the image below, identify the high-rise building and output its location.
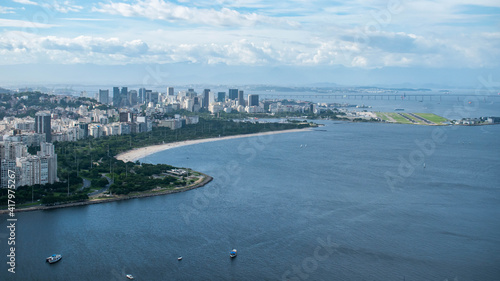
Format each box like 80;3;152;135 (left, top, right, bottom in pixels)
113;87;120;106
98;89;109;104
35;112;51;142
139;88;146;104
146;91;159;104
2;142;28;160
1;159;18;188
228;89;238;100
38;142;57;184
217;92;226;102
167;87;174;96
186;89;197;98
128;90;137;106
120;87;128;107
144;89;152;103
248;94;259;107
77;123;89;139
120;112;135;123
202;89;210;109
238;90;245;106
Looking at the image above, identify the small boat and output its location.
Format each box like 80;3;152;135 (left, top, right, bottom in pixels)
126;274;134;279
46;254;62;264
178;256;183;261
230;249;237;258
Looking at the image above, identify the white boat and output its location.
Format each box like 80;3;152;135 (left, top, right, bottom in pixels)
126;274;134;279
46;254;62;264
230;249;237;258
178;256;183;261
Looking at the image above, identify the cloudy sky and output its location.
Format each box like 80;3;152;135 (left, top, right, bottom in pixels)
0;0;499;86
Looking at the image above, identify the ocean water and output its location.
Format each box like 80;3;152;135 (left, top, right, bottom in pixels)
246;89;500;119
1;121;499;281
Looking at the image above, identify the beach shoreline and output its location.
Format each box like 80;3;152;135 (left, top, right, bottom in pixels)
116;128;312;163
1;128;311;214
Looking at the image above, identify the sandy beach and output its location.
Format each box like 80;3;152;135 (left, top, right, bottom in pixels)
116;128;311;163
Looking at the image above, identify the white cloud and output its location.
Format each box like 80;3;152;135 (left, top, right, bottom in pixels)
1;0;499;70
0;6;16;14
12;0;83;12
93;0;300;28
0;18;58;28
47;1;83;13
0;30;497;69
12;0;38;5
61;18;111;21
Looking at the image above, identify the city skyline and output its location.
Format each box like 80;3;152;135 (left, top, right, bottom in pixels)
0;0;499;87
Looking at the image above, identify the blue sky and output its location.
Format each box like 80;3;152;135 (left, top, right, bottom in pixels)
0;0;499;86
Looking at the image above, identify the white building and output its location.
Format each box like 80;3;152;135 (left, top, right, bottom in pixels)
158;119;182;130
89;124;103;138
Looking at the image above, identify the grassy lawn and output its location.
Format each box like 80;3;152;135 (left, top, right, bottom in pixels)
376;112;390;121
414;113;448;124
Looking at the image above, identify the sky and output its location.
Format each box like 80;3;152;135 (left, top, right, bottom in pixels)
0;0;499;87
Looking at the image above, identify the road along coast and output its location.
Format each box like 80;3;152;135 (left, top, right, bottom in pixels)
0;173;213;214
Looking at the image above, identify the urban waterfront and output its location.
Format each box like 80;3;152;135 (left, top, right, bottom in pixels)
1;120;499;280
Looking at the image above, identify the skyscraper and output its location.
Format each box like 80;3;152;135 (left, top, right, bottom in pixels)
120;87;128;107
228;89;238;100
238;90;244;106
248;94;259;107
98;89;109;104
146;91;159;104
167;87;174;96
139;88;146;103
113;87;120;106
203;89;210;109
128;90;137;106
38;142;57;184
217;92;226;102
35;112;51;142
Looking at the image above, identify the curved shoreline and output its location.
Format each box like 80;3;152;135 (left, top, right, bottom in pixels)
116;128;312;163
1;128;311;214
1;174;213;214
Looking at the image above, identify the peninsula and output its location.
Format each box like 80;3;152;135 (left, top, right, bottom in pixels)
1;118;314;212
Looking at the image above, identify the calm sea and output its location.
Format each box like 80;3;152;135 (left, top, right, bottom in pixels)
1;97;500;281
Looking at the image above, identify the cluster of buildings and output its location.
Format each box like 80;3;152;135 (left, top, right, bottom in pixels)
1;112;57;188
93;87;263;114
0;141;57;188
454;117;500;125
0;86;346;189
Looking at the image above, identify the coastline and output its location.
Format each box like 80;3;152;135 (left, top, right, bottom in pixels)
0;173;213;214
116;127;312;163
1;128;311;214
